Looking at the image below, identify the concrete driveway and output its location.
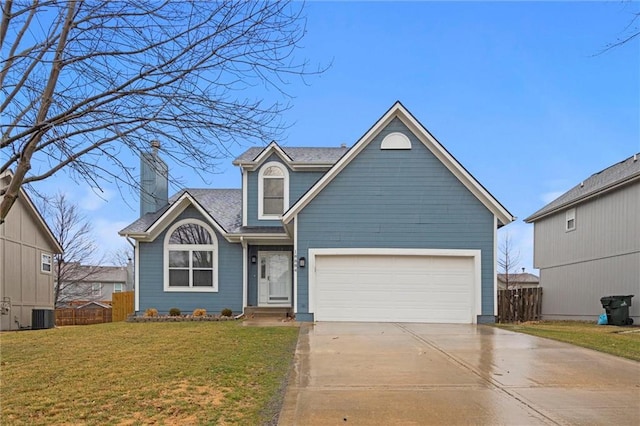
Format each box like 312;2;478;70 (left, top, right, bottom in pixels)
278;322;640;425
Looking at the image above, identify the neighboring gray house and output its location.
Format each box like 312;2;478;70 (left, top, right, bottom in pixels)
525;153;639;322
0;170;63;330
497;272;539;290
120;102;515;323
57;263;133;306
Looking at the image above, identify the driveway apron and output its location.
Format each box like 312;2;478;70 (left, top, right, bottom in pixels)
278;322;640;425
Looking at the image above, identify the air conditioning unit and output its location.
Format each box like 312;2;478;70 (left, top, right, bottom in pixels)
32;309;55;330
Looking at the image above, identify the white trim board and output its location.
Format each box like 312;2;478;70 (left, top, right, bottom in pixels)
134;240;140;312
250;141;293;167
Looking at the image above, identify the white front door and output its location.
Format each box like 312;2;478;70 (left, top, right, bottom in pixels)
258;251;292;306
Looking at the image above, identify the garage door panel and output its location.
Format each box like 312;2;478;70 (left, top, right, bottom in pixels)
313;254;475;323
318;307;472;323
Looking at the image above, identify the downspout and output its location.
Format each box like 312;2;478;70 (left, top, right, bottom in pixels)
293;217;298;315
125;237;135;248
241;236;248;316
124;235;140;313
493;216;498;321
126;237;136;295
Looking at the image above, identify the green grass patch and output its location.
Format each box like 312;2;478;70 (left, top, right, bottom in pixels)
495;321;640;362
0;321;299;425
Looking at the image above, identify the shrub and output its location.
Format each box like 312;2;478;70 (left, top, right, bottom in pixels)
221;308;233;317
169;307;181;317
193;308;207;317
144;308;158;317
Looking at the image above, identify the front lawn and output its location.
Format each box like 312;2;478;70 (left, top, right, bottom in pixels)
0;321;299;425
495;321;640;362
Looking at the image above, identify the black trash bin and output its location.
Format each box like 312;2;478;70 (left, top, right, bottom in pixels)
600;295;634;326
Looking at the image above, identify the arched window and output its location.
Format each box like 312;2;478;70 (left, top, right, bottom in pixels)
258;162;289;219
163;219;218;292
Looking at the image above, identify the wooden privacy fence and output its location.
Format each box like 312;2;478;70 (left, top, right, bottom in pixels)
55;307;112;326
497;287;543;323
112;291;135;322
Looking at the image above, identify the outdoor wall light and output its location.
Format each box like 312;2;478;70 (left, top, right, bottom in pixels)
298;257;306;268
251;255;257;264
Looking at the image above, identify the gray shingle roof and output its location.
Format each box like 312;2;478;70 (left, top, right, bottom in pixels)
233;146;349;164
184;189;243;233
497;273;539;284
525;153;640;222
119;189;242;235
64;264;129;283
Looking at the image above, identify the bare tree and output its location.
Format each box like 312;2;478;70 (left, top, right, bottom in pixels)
110;246;133;267
41;192;105;307
0;1;320;222
498;232;521;290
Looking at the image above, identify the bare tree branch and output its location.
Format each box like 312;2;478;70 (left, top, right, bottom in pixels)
498;232;521;290
0;1;322;222
39;192;106;307
596;5;639;55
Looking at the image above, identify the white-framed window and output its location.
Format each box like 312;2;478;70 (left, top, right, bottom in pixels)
41;253;52;273
91;283;102;297
163;219;218;292
258;161;289;219
565;208;576;232
113;283;124;293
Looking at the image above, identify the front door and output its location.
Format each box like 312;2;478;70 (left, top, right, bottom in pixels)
258;251;292;306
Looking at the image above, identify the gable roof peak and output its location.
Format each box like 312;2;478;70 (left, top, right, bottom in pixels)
0;169;63;253
282;102;515;227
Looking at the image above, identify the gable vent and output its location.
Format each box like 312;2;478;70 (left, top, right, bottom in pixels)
381;132;412;150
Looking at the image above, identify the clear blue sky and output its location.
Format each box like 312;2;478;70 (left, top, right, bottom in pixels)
35;1;640;270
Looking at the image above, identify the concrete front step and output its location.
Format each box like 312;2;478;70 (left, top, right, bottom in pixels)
244;307;293;319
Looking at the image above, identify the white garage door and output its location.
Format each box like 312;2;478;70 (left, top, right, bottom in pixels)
311;251;477;323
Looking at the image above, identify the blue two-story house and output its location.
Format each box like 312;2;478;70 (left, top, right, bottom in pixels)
120;102;514;323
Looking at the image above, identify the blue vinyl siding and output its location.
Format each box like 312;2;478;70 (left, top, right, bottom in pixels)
246;154;325;226
295;118;495;321
137;206;243;315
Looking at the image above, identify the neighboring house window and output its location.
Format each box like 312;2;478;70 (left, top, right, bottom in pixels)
258;162;289;219
91;283;102;297
565;208;576;232
41;253;52;273
113;283;124;293
164;219;218;292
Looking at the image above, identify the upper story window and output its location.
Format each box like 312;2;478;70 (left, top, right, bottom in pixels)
41;253;52;273
164;219;218;292
91;283;102;297
258;162;289;219
565;208;576;232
